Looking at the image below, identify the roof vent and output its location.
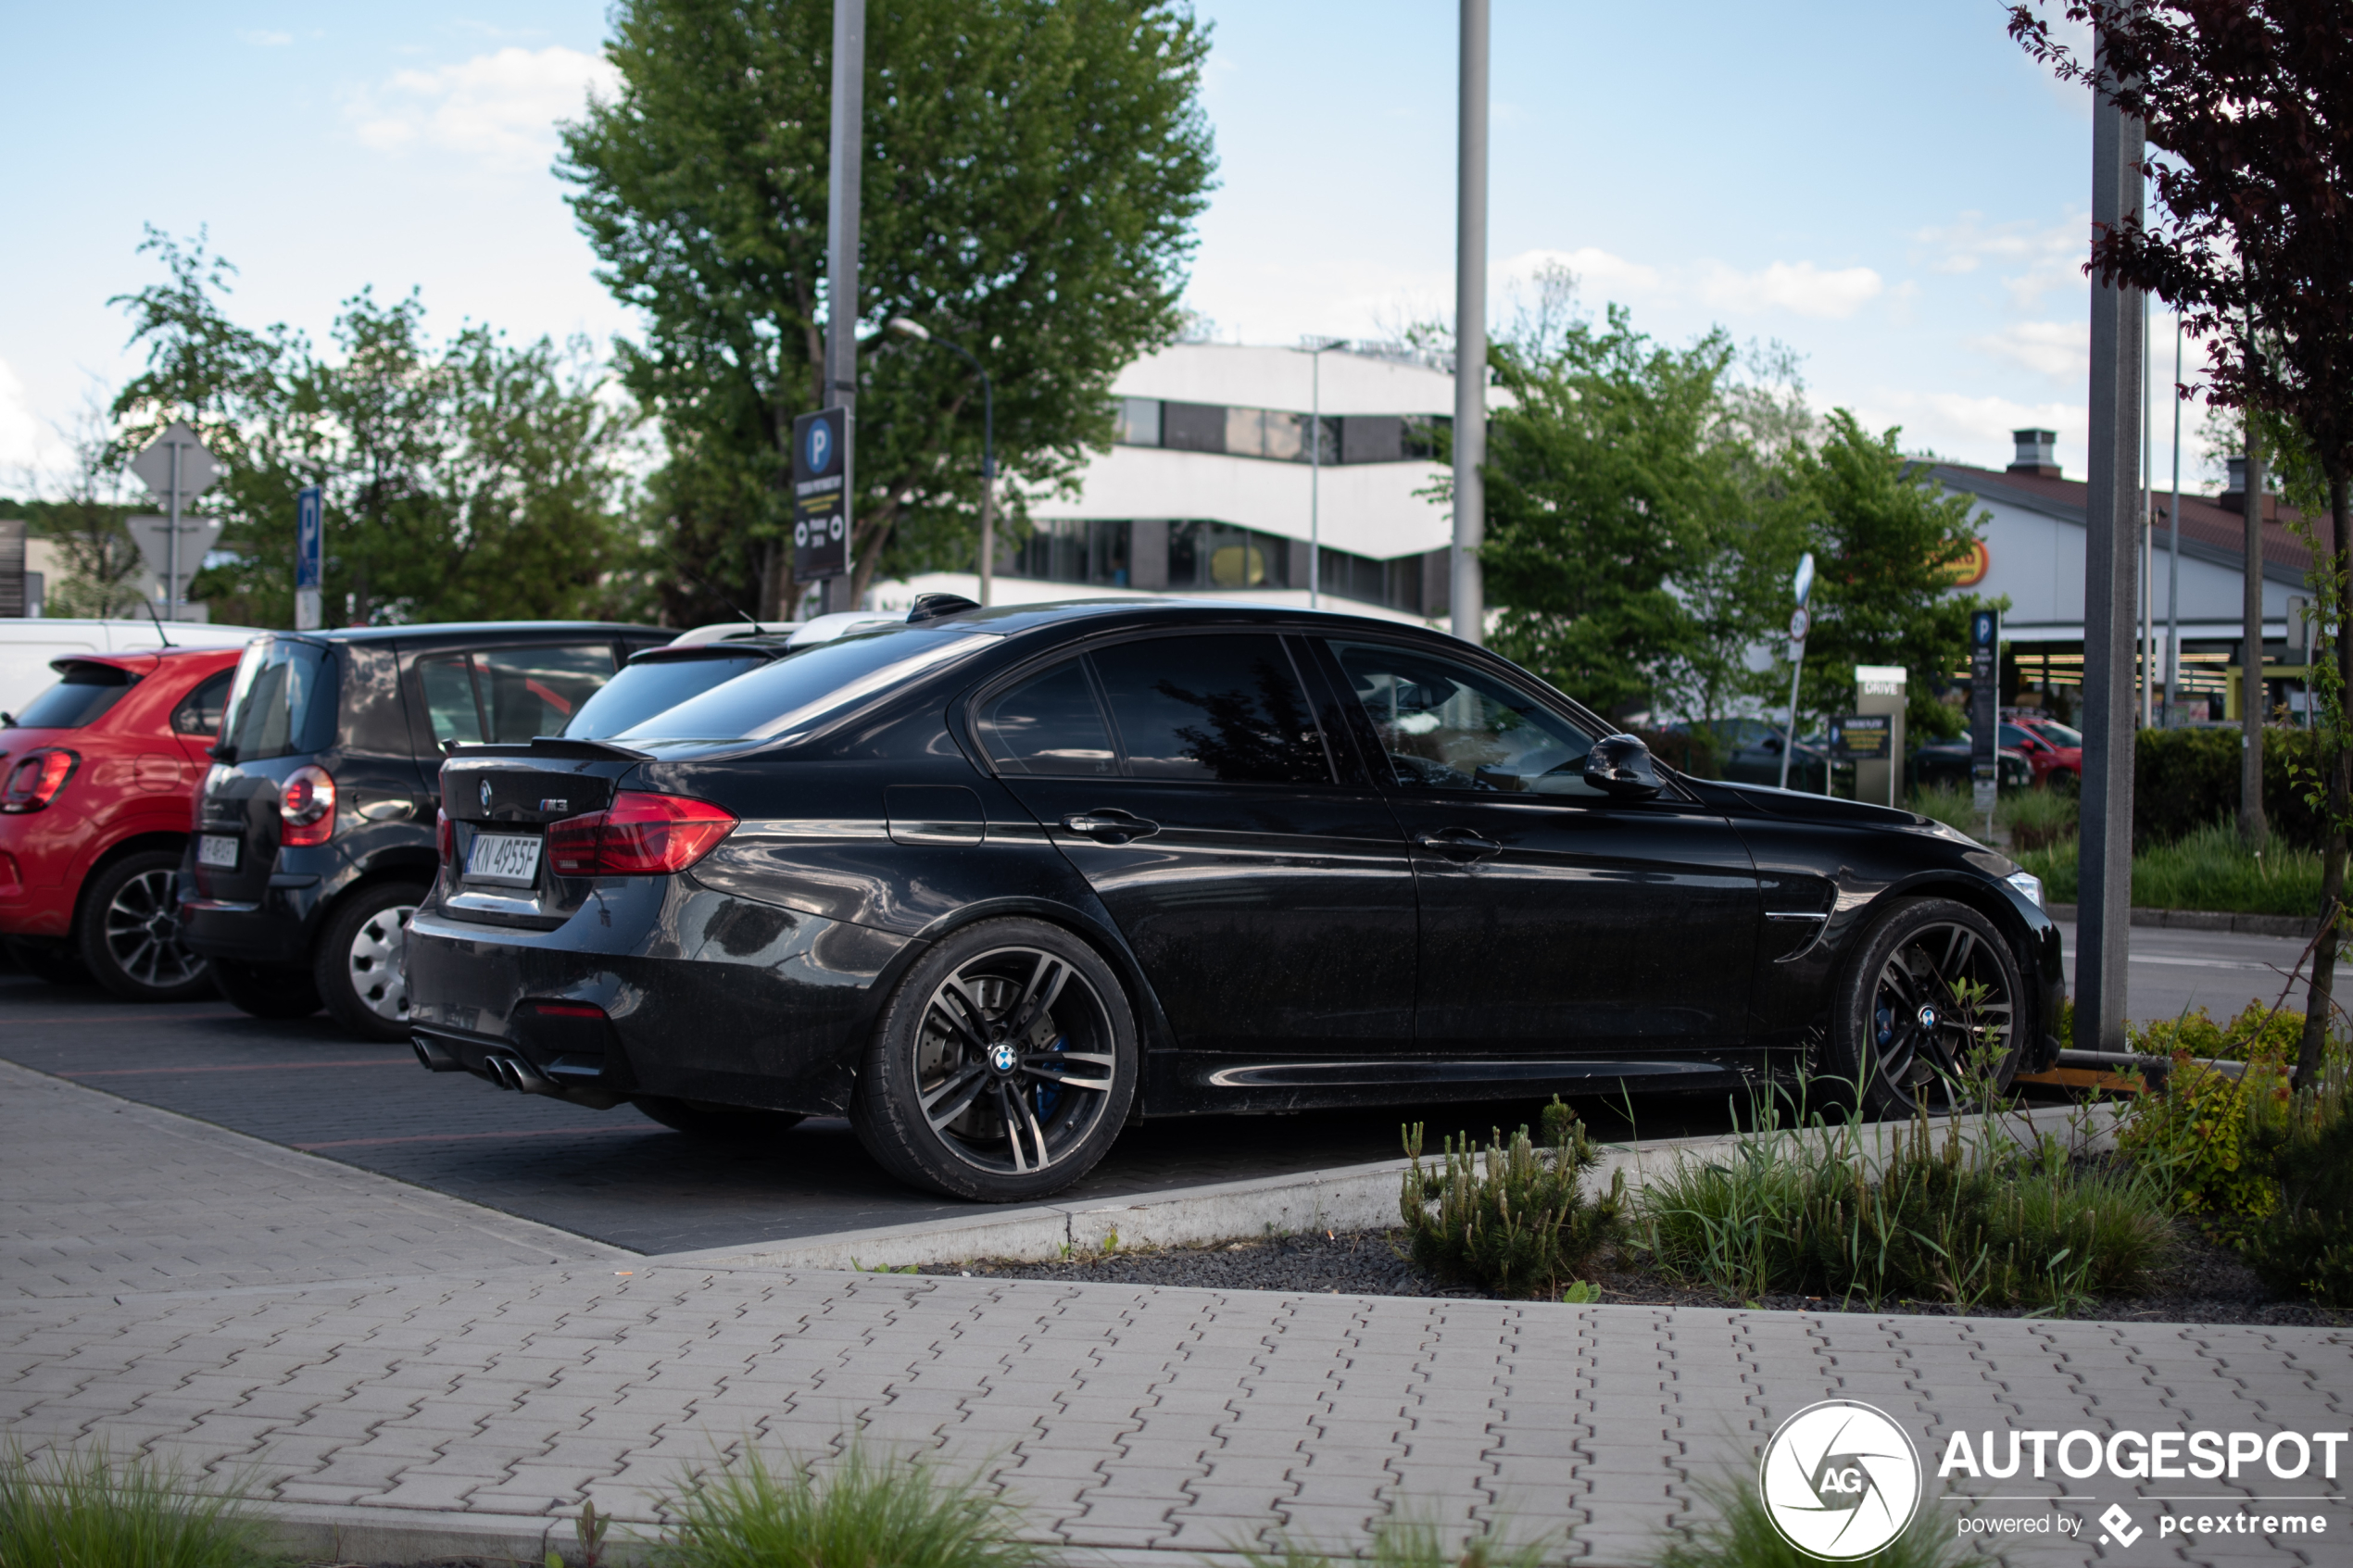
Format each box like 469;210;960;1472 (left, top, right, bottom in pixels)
2008;429;2060;478
905;592;982;624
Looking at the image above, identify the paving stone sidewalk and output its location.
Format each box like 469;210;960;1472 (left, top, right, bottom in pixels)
4;1062;2348;1566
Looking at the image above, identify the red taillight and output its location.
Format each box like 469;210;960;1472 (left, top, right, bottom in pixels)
280;764;337;847
436;809;456;871
1;749;78;813
544;791;736;877
522;1000;607;1020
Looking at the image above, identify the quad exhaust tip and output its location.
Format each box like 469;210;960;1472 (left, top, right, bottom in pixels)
484;1053;557;1096
411;1035;461;1073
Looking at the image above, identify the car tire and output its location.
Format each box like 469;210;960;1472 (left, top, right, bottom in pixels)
314;882;427;1041
76;849;216;1002
1826;897;2025;1119
212;959;323;1019
851;917;1138;1202
6;935;93;986
632;1096;806;1143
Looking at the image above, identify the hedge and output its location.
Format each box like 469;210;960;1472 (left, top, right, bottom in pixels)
2134;726;2328;849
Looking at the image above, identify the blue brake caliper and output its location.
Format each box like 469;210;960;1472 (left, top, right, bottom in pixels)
1033;1035;1068;1120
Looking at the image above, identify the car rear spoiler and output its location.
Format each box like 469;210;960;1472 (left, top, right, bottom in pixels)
447;736;652;762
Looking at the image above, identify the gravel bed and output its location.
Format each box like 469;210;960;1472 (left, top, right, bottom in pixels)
926;1226;2352;1326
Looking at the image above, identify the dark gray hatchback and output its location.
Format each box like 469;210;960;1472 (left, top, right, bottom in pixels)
178;621;665;1038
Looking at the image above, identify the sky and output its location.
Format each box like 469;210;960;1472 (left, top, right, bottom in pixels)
0;1;2215;498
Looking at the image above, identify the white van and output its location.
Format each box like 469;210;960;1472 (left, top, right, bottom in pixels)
0;620;265;723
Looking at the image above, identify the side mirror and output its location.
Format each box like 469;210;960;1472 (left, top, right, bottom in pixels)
1760;734;1783;753
1583;734;1663;800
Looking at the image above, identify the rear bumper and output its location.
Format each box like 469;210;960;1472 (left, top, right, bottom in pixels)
178;876;323;966
404;875;915;1117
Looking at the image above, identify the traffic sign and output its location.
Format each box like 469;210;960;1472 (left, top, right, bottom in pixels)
296;486;324;631
791;408;849;582
126;515;223;607
1970;608;2002;785
1788;606;1810;643
129;422;217;503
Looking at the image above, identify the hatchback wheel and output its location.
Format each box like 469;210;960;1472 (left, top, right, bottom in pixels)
315;881;427;1041
1829;897;2023;1118
852;918;1137;1201
78;850;214;1002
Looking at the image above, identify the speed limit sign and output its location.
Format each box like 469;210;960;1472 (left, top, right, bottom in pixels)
1788;606;1811;642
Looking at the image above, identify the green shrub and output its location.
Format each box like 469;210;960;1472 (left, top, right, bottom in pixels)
2237;1055;2353;1306
658;1443;1051;1568
1642;1101;2171;1311
2133;999;2307;1063
1400;1098;1626;1300
2134;725;2326;848
1906;783;1986;842
0;1444;271;1568
1997;784;2077;850
1655;1475;1970;1568
2116;1052;2295;1217
2013;823;2324;916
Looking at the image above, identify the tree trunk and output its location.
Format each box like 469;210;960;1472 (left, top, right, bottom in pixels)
2240;421;2268;847
2297;469;2351;1085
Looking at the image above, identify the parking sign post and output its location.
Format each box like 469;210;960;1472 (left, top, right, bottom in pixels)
1970;608;2001;838
295;486;323;631
792;408;849;584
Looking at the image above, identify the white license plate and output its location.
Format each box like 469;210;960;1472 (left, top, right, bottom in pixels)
465;833;543;887
197;834;241;870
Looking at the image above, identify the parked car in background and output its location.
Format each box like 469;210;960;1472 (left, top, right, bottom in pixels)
2;646;243;998
2003;717;2082;789
177;621;666;1039
406;599;2059;1202
1908;732;2033;791
1666;717;1831;792
1;618;260;721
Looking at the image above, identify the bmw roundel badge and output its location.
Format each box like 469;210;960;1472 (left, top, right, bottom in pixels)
480;780;494;809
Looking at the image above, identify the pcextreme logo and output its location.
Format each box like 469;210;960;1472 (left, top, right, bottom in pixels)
1759;1399;1923;1561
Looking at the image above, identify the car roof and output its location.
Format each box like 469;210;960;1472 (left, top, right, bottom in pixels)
262;621;669;646
941;596;1451;642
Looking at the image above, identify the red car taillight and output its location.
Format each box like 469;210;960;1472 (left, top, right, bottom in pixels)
280;764;337;847
436;809;456;870
545;791;736;877
1;749;78;813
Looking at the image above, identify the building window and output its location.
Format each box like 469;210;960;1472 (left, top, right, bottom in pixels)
1169;521;1290;590
1009;519;1133;587
1110;397;1441;465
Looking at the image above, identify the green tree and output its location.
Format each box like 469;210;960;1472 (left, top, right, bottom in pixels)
1477;307;1741;718
1768;410;1985;740
558;0;1215;618
107;232;643;627
12;405;151;618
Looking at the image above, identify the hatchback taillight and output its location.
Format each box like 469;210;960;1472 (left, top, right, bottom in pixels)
436;809;456;871
1;749;78;813
280;764;337;847
546;791;736;876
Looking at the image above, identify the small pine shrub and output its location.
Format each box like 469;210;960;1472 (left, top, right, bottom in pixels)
0;1444;270;1568
1399;1098;1626;1300
659;1443;1051;1568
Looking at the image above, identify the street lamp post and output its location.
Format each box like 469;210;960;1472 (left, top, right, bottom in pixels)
887;318;995;606
1301;337;1344;609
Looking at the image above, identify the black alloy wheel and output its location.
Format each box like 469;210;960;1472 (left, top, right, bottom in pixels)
211;959;323;1019
852;917;1137;1201
1830;897;2023;1118
78;850;214;1002
632;1096;806;1143
314;881;428;1041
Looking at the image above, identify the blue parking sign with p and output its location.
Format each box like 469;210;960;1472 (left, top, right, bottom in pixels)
296;486;322;590
1973;609;1995;648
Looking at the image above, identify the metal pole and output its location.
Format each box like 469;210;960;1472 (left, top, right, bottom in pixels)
1778;651;1805;792
823;0;866;615
2141;289;2155;730
2168;317;2183;721
1310;349;1322;610
1450;0;1488;646
978;369;994;608
166;440;181;622
2076;60;2145;1056
2242;406;2268;840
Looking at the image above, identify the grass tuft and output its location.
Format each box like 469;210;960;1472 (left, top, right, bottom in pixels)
1235;1511;1557;1568
0;1443;272;1568
658;1441;1051;1568
2016;821;2325;916
1656;1474;1970;1568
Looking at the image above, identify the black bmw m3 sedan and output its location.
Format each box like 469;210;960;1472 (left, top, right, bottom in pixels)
406;598;2064;1202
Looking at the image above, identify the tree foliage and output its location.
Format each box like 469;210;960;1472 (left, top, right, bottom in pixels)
107;231;643;628
558;0;1216;618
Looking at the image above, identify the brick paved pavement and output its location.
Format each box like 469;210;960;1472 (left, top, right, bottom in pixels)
5;1061;2348;1565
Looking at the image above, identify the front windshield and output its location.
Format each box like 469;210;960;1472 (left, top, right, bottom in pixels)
565;651;768;740
2032;720;2082;746
616;625;998;745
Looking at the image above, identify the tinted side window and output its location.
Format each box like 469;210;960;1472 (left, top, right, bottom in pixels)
13;664;135;730
976;659;1114;776
222;639;335;760
170;670;234;735
1328;639;1597;794
418;654;484;747
1089;634;1330;785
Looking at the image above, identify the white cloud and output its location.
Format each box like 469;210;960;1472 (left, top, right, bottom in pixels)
1911;210;2085;307
1500;246;1661;298
0;358;60;478
1971;320;2087;381
1697;259;1882;320
239;29;293;46
1856;387;2083;471
348;45;619;172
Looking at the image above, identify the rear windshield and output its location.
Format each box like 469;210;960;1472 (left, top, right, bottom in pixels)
220;638;337;761
565;651;769;740
10;663;137;730
617;626;999;746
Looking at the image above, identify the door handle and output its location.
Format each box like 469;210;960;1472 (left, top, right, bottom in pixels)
1415;827;1503;860
1061;809;1160;845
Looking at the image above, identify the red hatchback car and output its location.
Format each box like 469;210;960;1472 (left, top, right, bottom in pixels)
2000;718;2084;790
0;646;243;1000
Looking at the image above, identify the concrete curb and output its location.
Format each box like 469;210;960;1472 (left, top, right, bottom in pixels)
2047;901;2320;939
644;1101;2113;1274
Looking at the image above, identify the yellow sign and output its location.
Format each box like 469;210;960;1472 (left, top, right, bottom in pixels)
1940;540;1990;588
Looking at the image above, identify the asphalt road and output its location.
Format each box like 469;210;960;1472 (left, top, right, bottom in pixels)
7;917;2328;1259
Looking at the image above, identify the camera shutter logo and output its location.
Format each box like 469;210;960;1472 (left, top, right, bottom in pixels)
1759;1400;1922;1560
